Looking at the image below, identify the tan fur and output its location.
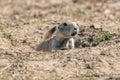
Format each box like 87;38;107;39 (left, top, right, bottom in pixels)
36;22;79;51
44;26;56;40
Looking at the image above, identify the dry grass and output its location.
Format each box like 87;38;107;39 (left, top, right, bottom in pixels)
0;0;120;80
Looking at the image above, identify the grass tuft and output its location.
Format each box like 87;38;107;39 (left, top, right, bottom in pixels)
76;8;86;14
0;25;5;31
92;32;114;46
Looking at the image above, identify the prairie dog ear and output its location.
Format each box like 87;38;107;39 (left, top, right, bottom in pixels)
76;23;80;27
44;26;57;40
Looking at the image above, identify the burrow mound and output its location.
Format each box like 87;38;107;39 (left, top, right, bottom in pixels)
75;24;120;48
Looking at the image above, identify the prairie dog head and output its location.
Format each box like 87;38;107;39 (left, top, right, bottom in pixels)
44;22;79;40
57;22;79;39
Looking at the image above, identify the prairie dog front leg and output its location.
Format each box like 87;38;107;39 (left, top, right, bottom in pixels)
66;38;75;49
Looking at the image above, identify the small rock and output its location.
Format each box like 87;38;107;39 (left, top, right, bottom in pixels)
104;9;111;14
85;63;93;69
92;24;101;29
109;15;114;20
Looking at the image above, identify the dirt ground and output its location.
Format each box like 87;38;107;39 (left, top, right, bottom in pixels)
0;0;120;80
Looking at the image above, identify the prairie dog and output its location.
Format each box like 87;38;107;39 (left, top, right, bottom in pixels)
36;22;79;51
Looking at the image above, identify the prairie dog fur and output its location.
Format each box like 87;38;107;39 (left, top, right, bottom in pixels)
36;22;79;51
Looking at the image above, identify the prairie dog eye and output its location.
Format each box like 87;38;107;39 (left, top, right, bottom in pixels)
63;22;67;26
